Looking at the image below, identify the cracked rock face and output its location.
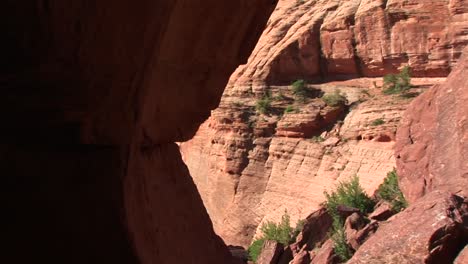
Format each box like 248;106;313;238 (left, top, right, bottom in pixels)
348;192;467;264
395;46;468;203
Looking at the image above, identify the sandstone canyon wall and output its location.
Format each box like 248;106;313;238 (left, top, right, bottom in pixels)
231;0;468;85
2;1;277;263
348;45;468;264
180;0;468;247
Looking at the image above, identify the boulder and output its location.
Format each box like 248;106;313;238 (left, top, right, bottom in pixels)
257;240;284;264
369;202;395;221
348;192;468;263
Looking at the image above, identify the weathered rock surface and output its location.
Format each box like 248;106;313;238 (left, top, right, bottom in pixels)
348;221;379;251
181;79;436;246
181;0;466;248
396;46;468;203
229;0;468;85
295;208;333;250
347;47;468;263
2;1;277;263
368;201;394;221
311;239;339;264
257;240;284;264
455;245;468;264
348;192;467;264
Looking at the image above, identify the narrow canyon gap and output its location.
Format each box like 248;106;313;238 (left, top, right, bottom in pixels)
1;1;278;263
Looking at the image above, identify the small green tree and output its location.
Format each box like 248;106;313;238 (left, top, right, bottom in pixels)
324;176;375;262
292;79;308;102
383;66;411;94
324;175;375;216
330;217;353;262
247;238;265;262
261;213;293;245
376;170;408;212
247;211;302;262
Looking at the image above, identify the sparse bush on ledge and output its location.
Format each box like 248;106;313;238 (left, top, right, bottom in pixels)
324;175;375;218
371;118;385;126
322;90;347;107
248;211;302;262
376;169;408;212
256;95;271;114
292;79;308;102
324;175;375;262
383;66;411;94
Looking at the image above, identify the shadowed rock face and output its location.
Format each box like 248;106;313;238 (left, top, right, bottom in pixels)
1;1;277;263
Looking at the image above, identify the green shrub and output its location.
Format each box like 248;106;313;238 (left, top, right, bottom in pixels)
371;118;385;126
322;90;347;107
292;79;308;102
248;238;265;262
383;66;411;94
247;211;301;261
284;105;295;114
330;217;353;262
256;96;271;114
324;176;373;262
376;170;408;212
324;175;375;216
260;212;293;245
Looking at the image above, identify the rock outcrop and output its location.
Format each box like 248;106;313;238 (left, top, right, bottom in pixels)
230;0;468;85
346;44;468;264
2;1;277;263
395;46;468;203
347;46;468;264
348;192;467;264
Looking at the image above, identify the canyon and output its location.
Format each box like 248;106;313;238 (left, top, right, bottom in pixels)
2;0;467;263
180;0;468;260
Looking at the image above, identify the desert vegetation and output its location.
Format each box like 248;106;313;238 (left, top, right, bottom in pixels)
324;176;375;261
291;79;308;102
383;66;411;94
256;95;272;114
323;173;408;261
375;170;408;212
371;118;385;126
248;212;303;262
322;90;347;107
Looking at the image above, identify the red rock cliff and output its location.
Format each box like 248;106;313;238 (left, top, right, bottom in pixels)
2;1;277;263
395;46;468;203
348;45;468;264
180;0;467;248
230;0;468;85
